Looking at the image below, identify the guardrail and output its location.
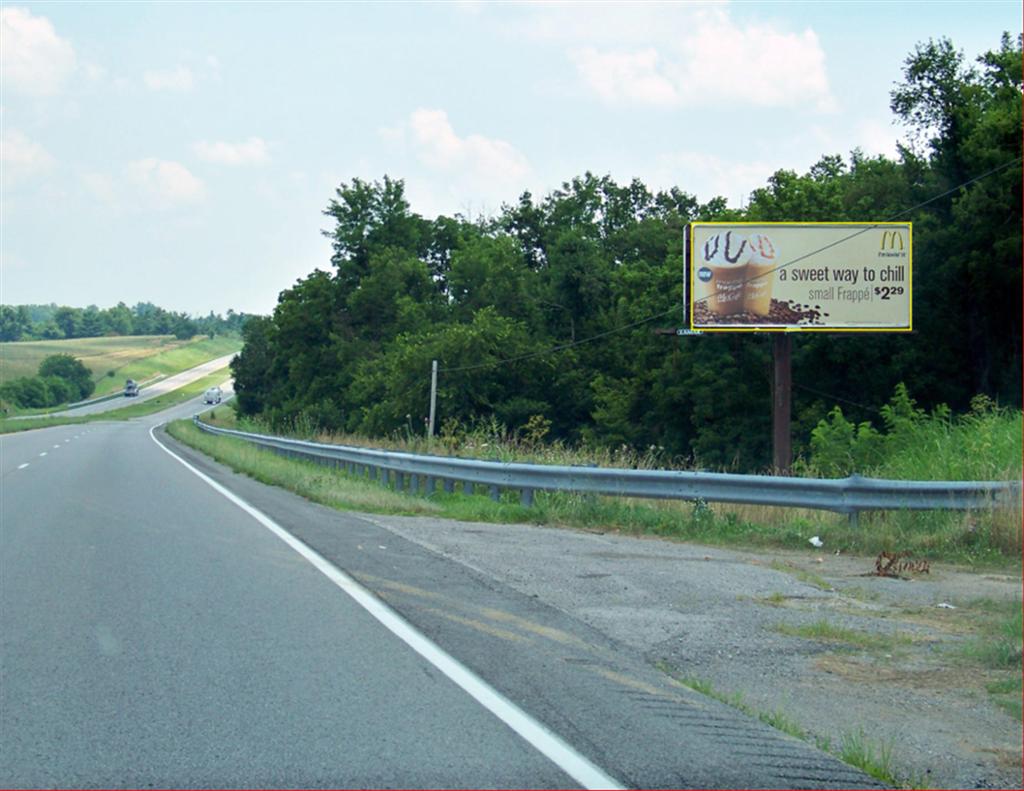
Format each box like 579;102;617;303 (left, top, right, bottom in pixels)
191;418;1021;523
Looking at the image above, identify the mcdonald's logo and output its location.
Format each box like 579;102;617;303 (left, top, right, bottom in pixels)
881;230;905;251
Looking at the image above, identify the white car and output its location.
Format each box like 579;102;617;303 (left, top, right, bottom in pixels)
203;386;223;404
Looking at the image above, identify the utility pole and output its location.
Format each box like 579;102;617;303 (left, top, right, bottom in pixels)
428;359;438;437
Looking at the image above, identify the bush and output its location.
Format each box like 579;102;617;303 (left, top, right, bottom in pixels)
41;375;75;405
38;354;94;400
808;383;1022;480
0;377;51;408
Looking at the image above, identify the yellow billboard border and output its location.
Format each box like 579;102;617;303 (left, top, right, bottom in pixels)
688;221;913;333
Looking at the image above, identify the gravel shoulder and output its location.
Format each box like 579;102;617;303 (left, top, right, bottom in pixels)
361;514;1022;789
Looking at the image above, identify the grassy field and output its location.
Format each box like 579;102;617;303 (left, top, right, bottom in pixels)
2;335;182;384
166;412;1023;566
0;335;240;401
89;336;239;396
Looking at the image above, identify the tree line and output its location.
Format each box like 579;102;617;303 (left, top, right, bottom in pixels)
231;34;1021;471
0;302;251;343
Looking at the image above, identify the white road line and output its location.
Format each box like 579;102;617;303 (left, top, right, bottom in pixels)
53;444;60;449
18;463;29;470
149;424;625;791
38;452;47;457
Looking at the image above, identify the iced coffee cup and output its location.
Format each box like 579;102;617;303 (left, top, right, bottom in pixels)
744;232;777;316
697;230;751;315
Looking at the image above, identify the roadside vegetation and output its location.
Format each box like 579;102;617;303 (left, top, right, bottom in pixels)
229;35;1021;478
662;670;919;788
167;386;1021;566
89;336;239;397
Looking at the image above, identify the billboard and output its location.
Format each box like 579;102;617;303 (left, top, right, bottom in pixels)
689;222;912;332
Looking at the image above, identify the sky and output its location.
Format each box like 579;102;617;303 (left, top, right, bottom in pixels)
2;1;1020;317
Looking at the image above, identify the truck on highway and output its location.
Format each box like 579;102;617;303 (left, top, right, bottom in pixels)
203;386;222;404
124;379;139;397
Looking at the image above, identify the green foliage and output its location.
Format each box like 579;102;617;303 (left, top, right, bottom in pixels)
809;407;884;477
38;353;95;400
227;34;1021;472
0;301;252;342
807;382;1021;480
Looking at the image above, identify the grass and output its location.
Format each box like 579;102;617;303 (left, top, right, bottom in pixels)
90;336;239;396
665;670;921;787
837;728;913;788
773;619;912;652
0;335;185;384
952;598;1023;719
769;560;834;591
0;367;234;433
165;410;1023;567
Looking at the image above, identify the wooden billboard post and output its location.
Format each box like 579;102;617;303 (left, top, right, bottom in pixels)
772;334;792;473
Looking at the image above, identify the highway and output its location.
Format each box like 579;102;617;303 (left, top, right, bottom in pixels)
50;353;238;417
0;395;881;788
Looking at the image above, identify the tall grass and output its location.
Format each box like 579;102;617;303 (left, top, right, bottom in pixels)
176;403;1022;564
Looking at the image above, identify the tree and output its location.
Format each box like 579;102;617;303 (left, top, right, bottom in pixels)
38;354;95;400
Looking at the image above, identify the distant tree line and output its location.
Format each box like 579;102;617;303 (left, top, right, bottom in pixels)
231;34;1021;471
0;301;252;343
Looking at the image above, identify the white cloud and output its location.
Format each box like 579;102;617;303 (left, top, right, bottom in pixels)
856;119;900;159
126;158;205;205
678;11;833;111
81;171;118;204
1;129;56;184
570;47;677;106
408;108;530;185
549;5;834;110
650;151;778;206
0;7;76;95
193;137;269;165
143;65;194;92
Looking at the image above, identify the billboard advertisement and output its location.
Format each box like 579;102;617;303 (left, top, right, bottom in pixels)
689;222;912;332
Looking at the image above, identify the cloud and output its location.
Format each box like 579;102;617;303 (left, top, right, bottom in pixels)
0;7;76;95
856;119;899;159
570;47;677;106
1;129;56;184
143;65;194;92
553;5;834;110
193;137;269;165
408;109;530;185
126;158;205;205
650;151;778;206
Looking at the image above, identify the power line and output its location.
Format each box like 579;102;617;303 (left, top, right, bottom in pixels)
793;382;878;413
438;156;1022;375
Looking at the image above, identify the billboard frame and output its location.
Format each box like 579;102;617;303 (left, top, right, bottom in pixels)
688;221;913;333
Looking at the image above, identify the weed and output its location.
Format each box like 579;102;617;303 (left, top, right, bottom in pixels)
769;561;834;591
774;619;911;652
837;728;922;787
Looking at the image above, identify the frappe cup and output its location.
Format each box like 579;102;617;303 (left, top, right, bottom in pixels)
744;233;777;316
699;230;750;316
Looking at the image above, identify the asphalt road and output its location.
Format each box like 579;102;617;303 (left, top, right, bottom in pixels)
50;353;238;417
0;398;881;789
